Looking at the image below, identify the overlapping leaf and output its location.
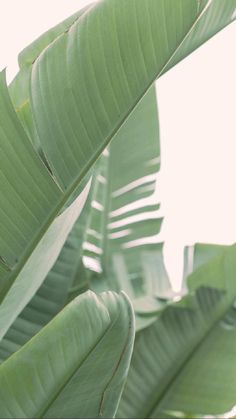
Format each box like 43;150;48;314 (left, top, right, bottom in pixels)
0;290;134;419
83;87;168;285
30;0;236;190
118;243;236;418
82;85;172;329
0;190;93;362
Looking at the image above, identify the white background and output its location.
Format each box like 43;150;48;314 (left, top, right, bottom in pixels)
0;0;236;290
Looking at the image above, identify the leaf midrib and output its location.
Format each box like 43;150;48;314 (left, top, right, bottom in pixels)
98;299;133;417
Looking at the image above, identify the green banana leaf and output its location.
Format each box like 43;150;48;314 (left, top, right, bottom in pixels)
0;0;235;351
82;85;172;308
0;290;134;418
0;69;92;341
9;5;92;154
83;86;163;276
81;84;176;331
0;187;93;362
0;5;95;339
117;243;236;418
30;0;236;188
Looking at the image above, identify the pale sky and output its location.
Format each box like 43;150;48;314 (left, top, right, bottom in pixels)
0;1;236;289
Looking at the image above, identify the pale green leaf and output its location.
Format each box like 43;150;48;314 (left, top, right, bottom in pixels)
30;0;236;190
0;180;90;340
118;244;236;418
81;85;173;329
0;290;134;419
83;86;163;280
0;189;93;361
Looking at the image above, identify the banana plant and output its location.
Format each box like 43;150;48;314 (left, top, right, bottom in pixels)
0;1;235;418
1;0;235;333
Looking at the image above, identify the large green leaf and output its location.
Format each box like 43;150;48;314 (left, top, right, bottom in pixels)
83;87;162;274
0;290;134;418
0;6;98;339
83;86;170;291
0;137;90;340
0;71;61;270
118;243;236;418
0;189;93;362
30;0;236;189
0;71;91;339
81;85;173;330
